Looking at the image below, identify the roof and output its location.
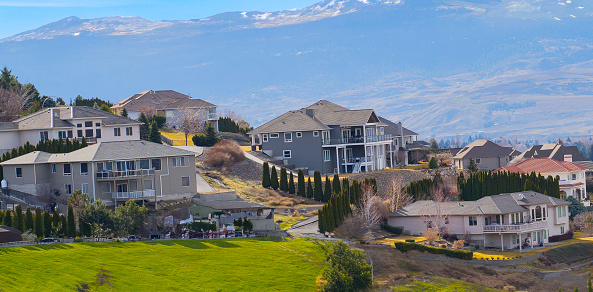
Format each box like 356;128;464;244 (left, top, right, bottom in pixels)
574;161;593;171
0;151;52;165
453;140;515;159
112;90;216;112
192;191;266;210
390;191;569;217
497;158;589;174
511;142;590;164
379;117;418;137
249;109;331;134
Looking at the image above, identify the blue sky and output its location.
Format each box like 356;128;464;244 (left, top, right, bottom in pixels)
0;0;321;38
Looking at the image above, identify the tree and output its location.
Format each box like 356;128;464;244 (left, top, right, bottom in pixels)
67;204;76;237
420;184;453;239
121;107;128;117
99;104;112;113
34;207;43;237
321;241;372;292
332;174;341;195
270;166;279;190
307;178;314;199
430;138;439;150
262;162;271;188
176;108;207;146
25;207;33;231
279;167;288;192
242;218;254;232
314;171;323;201
14;204;23;232
2;209;12;227
288;172;296;194
297;169;306;197
204;123;219;146
148;121;161;144
467;157;478;173
428;156;438;169
52;208;60;230
567;196;587;220
388;175;413;212
324;175;333;202
113;200;148;237
43;210;52;237
138;113;150;141
81;199;114;237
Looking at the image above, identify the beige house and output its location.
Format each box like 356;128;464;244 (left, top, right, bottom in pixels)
0;140;198;206
389;191;570;250
453;140;519;171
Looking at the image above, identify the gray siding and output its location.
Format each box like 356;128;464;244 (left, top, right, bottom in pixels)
261;130;324;172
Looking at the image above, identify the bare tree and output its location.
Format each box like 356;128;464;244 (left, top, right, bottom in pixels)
0;86;34;121
420;183;453;240
387;175;413;212
175;107;207;146
360;185;389;237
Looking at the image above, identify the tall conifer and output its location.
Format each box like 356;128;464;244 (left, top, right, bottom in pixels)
270;166;279;190
288;172;295;194
297;169;305;197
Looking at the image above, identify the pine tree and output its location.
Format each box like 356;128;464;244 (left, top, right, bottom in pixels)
121;108;128;117
288;172;296;194
588;276;592;292
323;175;332;202
297;169;306;197
428;156;438;169
262;162;271;188
52;208;60;229
60;215;67;237
279;167;288;192
25;207;33;231
2;209;12;227
34;207;43;237
149;121;161;144
468;157;478;173
313;171;323;201
138;112;150;140
67;204;76;237
350;180;360;204
15;204;23;232
307;178;314;199
43;210;52;237
332;174;341;195
270;166;279;190
81;137;88;147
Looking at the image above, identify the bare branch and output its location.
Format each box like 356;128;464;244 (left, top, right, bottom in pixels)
387;175;413;212
175;107;208;146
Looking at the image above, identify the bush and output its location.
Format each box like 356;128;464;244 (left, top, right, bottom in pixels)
74;236;81;242
190;222;217;231
322;241;372;292
548;230;574;242
428;157;438;169
380;223;403;234
405;239;415;243
204;140;245;170
393;241;473;260
192;134;208;146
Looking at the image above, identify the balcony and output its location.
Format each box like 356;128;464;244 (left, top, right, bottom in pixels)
322;134;392;146
114;190;158;199
96;169;155;180
342;157;372;164
483;221;548;233
207;113;218;120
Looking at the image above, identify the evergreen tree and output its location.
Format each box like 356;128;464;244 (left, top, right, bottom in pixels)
324;175;332;202
52;208;60;229
2;209;12;227
279;167;288;192
468;157;478;173
121;108;128;117
588;276;592;292
428;156;438;169
60;215;68;237
332;174;341;195
148;121;161;144
81;137;88;147
270;166;279;190
138;112;150;140
262;162;271;188
288;172;296;194
297;169;306;197
313;171;323;201
204;123;219;147
15;204;23;232
67;204;76;237
25;207;33;231
43;210;52;237
307;178;314;199
34;207;43;237
350;180;360;204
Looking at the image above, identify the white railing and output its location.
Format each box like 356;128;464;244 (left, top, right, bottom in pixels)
115;190;158;199
343;157;372;164
483;221;548;233
96;169;155;179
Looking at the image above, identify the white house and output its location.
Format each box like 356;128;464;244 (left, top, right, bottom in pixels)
388;191;570;251
497;158;589;206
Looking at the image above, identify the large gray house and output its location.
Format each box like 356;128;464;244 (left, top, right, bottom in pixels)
249;100;418;175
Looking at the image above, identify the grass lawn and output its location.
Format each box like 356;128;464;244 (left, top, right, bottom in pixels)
392;276;503;291
275;214;307;230
0;237;325;291
160;128;197;146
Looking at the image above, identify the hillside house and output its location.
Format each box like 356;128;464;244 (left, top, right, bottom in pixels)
453;140;520;171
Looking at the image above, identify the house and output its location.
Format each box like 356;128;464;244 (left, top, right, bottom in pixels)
0;106;142;154
510;141;592;172
453;140;519;171
0;140;198;206
497;158;589;206
380;118;427;165
0;225;22;243
190;191;276;231
111;90;218;130
249;100;415;175
388;191;570;250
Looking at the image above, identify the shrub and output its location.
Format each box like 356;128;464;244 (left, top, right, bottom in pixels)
270;166;279;190
452;240;465;249
549;230;574;242
190;222;217;231
279;167;288;192
321;241;372;292
428;157;438;169
424;228;439;244
405;239;415;243
74;236;81;242
393;241;473;260
204;140;245;171
380;223;403;234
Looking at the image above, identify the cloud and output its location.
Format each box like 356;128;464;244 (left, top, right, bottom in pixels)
0;0;133;7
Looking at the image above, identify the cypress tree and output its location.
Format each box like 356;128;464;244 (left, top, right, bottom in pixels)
297;169;306;197
323;175;332;202
262;162;271;188
67;204;76;237
318;208;324;233
60;215;67;237
307;177;314;199
43;210;52;237
313;171;323;201
279;167;288;192
34;207;43;237
121;108;128;117
25;207;33;231
332;174;341;195
270;166;279;190
2;209;12;227
138;112;150;140
52;208;60;229
148;121;161;144
81;137;88;147
288;172;295;194
15;204;23;232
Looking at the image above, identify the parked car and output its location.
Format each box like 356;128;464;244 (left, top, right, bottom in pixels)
128;235;137;242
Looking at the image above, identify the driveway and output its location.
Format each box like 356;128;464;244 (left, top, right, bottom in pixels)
196;173;215;193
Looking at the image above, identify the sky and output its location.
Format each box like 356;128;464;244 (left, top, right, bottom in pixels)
0;0;321;38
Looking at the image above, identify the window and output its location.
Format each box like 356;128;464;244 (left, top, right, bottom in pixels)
77;130;83;137
81;183;88;194
96;162;104;172
572;173;577;180
84;121;92;127
296;132;302;138
64;184;72;195
95;129;102;138
561;226;565;234
313;131;319;137
140;159;150;169
173;156;188;167
543;230;547;239
270;133;279;138
379;127;384;135
562;206;566;217
283;150;291;159
475;158;481;164
144;179;153;190
58;131;67;139
114;128;121;137
284;132;292;142
126;127;133;136
85;129;93;137
322;131;330;143
106;161;113;171
262;134;268;143
323;150;331;162
67;130;73;138
95;122;101;127
39;131;49;141
80;163;88;175
16;168;22;178
181;176;190;187
469;216;477;226
445;217;449;224
151;158;162;170
77;123;82;128
63;163;71;175
126;161;136;171
51;164;56;173
101;183;111;193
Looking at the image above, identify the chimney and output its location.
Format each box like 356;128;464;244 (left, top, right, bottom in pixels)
70;106;74;118
305;109;315;118
50;108;54;128
558;140;563;145
564;154;572;163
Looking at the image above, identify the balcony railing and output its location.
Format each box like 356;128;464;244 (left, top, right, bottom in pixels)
343;157;372;164
322;134;392;145
115;190;158;199
96;169;155;180
483;221;547;233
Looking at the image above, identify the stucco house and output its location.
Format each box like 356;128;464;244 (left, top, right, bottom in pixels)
453;140;519;171
0;140;198;206
111;90;218;130
388;191;570;250
0;106;142;154
497;158;589;206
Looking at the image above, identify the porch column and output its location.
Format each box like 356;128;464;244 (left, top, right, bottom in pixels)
389;143;393;169
500;234;504;251
335;147;340;174
363;144;368;173
251;135;255;145
343;147;347;173
519;233;522;251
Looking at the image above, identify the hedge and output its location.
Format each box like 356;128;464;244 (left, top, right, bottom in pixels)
393;241;473;260
380;223;403;234
548;230;574;243
405;239;415;243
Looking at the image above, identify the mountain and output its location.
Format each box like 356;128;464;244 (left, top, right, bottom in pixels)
1;0;593;139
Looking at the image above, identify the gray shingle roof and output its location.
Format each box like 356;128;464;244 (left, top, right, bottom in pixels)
112;90;216;112
0;122;18;131
0;151;52;165
379;116;419;137
163;98;216;109
512;143;589;164
249;110;330;134
192;191;266;210
453;140;515;159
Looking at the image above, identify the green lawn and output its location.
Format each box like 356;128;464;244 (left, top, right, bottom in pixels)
393;277;503;292
0;237;325;291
